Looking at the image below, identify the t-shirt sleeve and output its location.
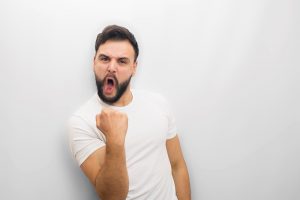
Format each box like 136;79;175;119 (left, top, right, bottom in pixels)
166;105;178;139
158;95;178;139
68;115;106;166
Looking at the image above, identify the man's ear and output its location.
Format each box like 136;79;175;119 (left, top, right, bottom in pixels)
132;61;138;76
92;55;96;72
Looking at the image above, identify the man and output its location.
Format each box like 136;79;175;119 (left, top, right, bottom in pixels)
68;25;191;200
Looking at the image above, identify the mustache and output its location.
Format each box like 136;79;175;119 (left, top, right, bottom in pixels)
95;74;118;86
104;73;117;79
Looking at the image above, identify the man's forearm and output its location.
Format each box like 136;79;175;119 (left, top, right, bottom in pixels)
172;163;191;200
95;143;129;200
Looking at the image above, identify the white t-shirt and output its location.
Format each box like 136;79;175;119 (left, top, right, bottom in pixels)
68;89;178;200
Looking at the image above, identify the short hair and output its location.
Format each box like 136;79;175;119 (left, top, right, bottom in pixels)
95;25;139;61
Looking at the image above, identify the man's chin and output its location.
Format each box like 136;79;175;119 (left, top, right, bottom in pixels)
98;91;119;104
103;90;116;98
103;91;117;99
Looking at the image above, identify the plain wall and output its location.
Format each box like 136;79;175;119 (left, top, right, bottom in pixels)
0;0;299;199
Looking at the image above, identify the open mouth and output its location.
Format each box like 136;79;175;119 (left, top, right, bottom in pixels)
106;77;115;87
103;76;116;95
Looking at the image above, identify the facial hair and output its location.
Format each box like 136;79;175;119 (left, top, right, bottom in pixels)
95;74;132;104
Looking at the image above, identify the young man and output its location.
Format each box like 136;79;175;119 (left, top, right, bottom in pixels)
68;25;191;200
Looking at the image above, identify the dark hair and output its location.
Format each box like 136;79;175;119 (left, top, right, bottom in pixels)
95;25;139;61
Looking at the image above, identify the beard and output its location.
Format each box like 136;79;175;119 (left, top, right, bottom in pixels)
95;74;132;105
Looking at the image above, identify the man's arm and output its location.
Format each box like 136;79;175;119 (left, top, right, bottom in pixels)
81;145;128;200
166;135;191;200
81;108;129;200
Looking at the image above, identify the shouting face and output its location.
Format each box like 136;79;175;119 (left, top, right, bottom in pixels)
93;40;137;104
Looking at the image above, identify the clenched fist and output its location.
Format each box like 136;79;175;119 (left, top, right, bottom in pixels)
96;107;128;145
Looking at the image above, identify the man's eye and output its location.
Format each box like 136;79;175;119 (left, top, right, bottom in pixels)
99;56;109;62
119;59;127;64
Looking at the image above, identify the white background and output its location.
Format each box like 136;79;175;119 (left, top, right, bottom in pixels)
0;0;299;199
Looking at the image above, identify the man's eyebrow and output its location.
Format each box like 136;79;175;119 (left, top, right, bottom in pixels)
97;54;131;62
98;54;109;58
119;57;130;61
98;54;129;59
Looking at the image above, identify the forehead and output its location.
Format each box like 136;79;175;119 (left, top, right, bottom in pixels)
97;40;135;59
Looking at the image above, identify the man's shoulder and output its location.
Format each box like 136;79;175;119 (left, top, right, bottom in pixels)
132;89;170;111
70;93;101;121
133;89;167;103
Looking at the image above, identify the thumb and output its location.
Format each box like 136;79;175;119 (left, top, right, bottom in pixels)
95;113;107;142
95;113;102;130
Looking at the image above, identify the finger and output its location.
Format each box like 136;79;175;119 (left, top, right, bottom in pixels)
101;104;110;112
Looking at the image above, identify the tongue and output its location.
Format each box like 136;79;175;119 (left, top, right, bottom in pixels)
104;84;114;94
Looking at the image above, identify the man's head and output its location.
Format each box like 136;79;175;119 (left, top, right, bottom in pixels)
95;25;139;62
93;25;139;105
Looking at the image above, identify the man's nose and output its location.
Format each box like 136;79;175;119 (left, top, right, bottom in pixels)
107;60;117;72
